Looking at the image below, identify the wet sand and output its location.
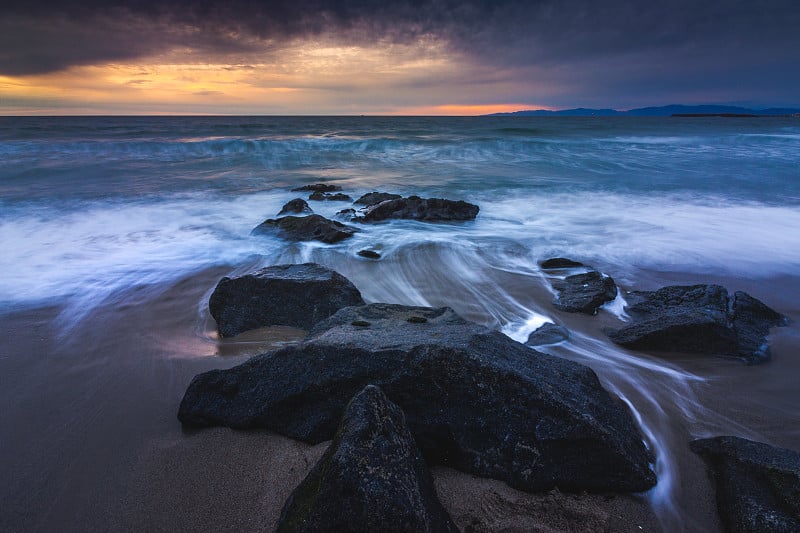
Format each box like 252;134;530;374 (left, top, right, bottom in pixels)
1;266;798;532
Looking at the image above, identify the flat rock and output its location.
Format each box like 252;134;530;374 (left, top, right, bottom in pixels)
179;303;656;494
309;191;353;202
354;191;402;206
353;196;479;223
551;271;617;315
608;285;786;363
277;385;458;533
357;249;381;259
691;436;800;532
278;198;312;216
526;323;570;346
208;263;364;337
251;214;358;244
540;258;585;270
291;183;342;192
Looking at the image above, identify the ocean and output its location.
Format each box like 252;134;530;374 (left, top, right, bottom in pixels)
2;115;799;531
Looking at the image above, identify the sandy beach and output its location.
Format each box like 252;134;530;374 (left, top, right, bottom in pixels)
2;264;797;532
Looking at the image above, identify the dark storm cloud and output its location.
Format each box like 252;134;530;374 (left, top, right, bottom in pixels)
2;0;799;105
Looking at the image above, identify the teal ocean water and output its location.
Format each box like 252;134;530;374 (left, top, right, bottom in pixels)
1;116;799;530
2;116;799;310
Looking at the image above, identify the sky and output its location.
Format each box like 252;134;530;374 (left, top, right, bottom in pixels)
1;0;798;115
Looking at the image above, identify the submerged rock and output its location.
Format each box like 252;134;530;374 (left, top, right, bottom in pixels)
277;385;458;533
179;303;656;493
526;323;570;346
551;271;617;315
278;198;312;216
608;285;786;363
291;183;342;193
691;436;800;532
357;249;381;259
540;258;585;270
354;196;479;223
309;191;353;202
354;191;402;206
251;214;357;244
208;263;364;337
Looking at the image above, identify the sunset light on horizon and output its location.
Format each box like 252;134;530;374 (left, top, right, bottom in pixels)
1;1;798;115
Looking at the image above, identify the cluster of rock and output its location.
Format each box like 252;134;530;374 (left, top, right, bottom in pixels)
252;184;479;249
181;263;664;530
188;195;794;529
536;257;787;364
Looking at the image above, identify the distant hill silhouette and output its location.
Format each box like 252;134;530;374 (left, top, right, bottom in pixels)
490;105;800;117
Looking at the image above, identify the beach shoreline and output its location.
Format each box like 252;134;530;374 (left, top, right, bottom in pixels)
2;263;797;532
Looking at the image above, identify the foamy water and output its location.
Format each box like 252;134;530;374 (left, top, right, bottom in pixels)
2;115;799;529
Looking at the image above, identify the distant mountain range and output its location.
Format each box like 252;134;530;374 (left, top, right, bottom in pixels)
489;105;800;117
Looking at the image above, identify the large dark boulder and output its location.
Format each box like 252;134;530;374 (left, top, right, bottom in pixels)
354;191;402;206
691;436;800;532
179;303;656;493
251;214;357;244
551;271;618;315
277;385;458;533
291;184;342;192
353;196;479;223
278;198;312;216
208;263;364;337
608;285;786;363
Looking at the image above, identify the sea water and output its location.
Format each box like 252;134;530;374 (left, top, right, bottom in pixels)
1;115;799;529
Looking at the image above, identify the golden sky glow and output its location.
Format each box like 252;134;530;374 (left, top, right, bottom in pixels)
0;38;548;115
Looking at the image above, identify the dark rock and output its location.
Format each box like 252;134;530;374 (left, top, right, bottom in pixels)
277;385;458;533
691;436;800;532
526;323;570;346
551;271;617;315
608;285;786;363
208;263;364;337
337;208;356;217
327;193;353;202
179;303;656;493
278;198;312;217
357;249;381;259
540;258;585;270
354;191;403;206
251;214;358;244
309;191;354;202
354;196;479;223
291;183;342;193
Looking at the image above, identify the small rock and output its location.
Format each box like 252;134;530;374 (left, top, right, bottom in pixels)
208;263;364;337
357;249;381;259
691;436;800;532
251;214;358;244
551;271;617;315
309;191;354;202
354;191;403;206
526;323;570;346
291;183;342;192
277;198;312;217
540;258;585;270
277;385;459;533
